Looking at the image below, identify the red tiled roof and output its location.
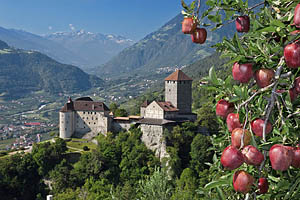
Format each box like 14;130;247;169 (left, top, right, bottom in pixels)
141;100;150;107
157;101;179;112
165;70;192;81
24;122;41;126
60;99;109;112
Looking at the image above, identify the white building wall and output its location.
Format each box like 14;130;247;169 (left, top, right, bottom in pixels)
145;102;164;119
73;111;110;135
59;112;74;138
140;107;146;117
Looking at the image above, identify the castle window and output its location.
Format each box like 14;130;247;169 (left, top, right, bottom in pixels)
94;122;96;125
65;128;67;131
83;117;85;119
89;122;90;125
169;89;171;92
94;112;96;114
83;112;85;114
84;126;85;129
96;118;98;120
92;117;93;120
179;81;181;84
173;81;175;83
87;117;88;120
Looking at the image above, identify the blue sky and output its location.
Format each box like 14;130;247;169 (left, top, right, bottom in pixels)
0;0;191;40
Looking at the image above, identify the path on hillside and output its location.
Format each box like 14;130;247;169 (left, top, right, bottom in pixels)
66;145;83;153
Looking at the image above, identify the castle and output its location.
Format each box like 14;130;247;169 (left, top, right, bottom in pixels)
59;70;197;159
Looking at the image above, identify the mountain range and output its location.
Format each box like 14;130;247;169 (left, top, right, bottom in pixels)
0;40;103;99
45;30;134;67
0;27;133;69
95;12;236;79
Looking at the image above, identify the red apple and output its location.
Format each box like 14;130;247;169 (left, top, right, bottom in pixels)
182;17;197;34
289;87;298;102
250;118;272;138
226;113;241;132
233;170;254;194
216;99;234;119
191;28;207;44
231;128;251;149
269;144;293;171
258;177;268;194
221;145;244;170
294;3;300;28
284;42;300;68
254;69;275;88
242;145;264;166
236;16;250;33
232;62;253;83
291;30;300;35
294;77;300;93
292;146;300;168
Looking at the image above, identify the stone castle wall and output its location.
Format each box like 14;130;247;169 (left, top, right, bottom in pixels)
165;80;192;114
140;124;169;160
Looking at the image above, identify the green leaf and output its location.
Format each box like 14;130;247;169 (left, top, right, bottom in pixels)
209;67;219;85
258;26;277;33
284;178;300;200
206;0;215;6
208;15;219;23
216;187;226;200
271;20;285;28
204;180;229;190
234;33;246;55
233;85;243;97
268;175;280;182
223;39;237;52
229;96;241;103
181;0;189;10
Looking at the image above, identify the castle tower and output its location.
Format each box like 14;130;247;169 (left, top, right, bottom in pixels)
59;97;75;138
165;70;193;114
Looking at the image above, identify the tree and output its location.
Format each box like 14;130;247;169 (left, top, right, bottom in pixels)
181;0;300;198
189;134;213;175
32;138;67;176
0;153;47;200
137;167;173;200
171;168;198;200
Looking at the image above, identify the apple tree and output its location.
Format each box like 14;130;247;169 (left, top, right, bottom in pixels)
182;0;300;199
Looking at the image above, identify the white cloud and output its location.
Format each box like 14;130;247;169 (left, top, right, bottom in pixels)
48;26;53;30
69;24;75;31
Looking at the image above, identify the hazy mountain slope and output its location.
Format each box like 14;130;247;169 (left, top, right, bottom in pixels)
45;30;134;67
0;26;87;67
0;41;103;99
0;26;134;69
96;12;235;78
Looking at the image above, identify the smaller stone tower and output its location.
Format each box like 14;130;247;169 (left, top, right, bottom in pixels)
59;97;75;138
165;70;193;114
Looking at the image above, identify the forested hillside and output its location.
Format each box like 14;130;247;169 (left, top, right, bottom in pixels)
0;41;103;99
0;124;215;199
